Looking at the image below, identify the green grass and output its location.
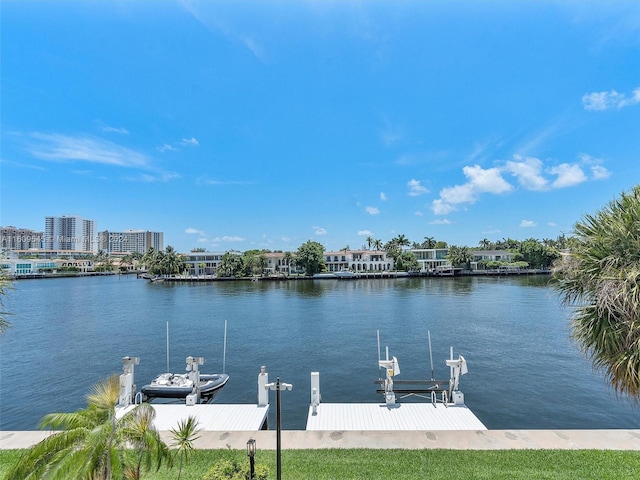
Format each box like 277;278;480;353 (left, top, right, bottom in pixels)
2;448;639;479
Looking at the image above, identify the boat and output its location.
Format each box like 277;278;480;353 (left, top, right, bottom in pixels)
334;270;357;279
141;356;229;403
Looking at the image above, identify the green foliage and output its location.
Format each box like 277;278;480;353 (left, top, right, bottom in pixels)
447;245;472;269
395;251;420;272
201;459;268;480
170;415;201;480
3;377;170;480
217;252;245;277
553;185;640;397
296;240;325;275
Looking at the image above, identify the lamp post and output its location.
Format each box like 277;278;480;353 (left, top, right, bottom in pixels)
265;377;292;480
246;438;256;479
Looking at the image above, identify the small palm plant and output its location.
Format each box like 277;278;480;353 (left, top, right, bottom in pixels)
169;415;201;480
3;375;170;480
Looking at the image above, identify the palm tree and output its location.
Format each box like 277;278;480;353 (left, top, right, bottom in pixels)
5;375;170;480
553;185;640;397
372;239;383;251
170;416;201;480
394;234;410;249
365;236;373;250
423;236;436;249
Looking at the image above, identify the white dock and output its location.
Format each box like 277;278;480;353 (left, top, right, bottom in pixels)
306;403;486;431
117;404;270;431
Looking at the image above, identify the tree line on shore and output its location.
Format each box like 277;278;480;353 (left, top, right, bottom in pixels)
105;234;566;278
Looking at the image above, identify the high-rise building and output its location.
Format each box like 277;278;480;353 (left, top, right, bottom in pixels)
98;229;164;254
44;215;97;253
0;226;43;250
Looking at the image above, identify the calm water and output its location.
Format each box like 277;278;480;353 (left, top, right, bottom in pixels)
1;274;638;430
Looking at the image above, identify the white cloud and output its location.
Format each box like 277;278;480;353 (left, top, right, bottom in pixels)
549;163;587;188
407;179;429;196
313;226;327;235
430;219;452;225
463;165;512;194
414;211;423;216
504;156;548;191
591;165;611;180
186;228;206;235
432;164;512;215
365;206;380;215
520;220;537;228
380;192;387;201
181;137;200;146
357;230;372;236
431;198;457;215
582;86;640;111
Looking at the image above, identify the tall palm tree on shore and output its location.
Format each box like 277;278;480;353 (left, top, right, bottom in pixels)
4;376;171;480
553;185;640;397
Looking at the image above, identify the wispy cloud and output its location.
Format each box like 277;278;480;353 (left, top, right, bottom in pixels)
365;206;380;215
582;86;640;111
100;125;129;135
407;179;428;196
26;132;149;168
181;137;200;146
186;227;206;235
181;2;270;63
520;220;537;228
430;218;452;225
357;230;373;236
211;235;246;243
313;226;327;235
198;177;255;186
380;192;387;201
158;144;177;152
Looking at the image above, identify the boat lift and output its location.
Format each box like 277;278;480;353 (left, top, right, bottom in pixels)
374;331;469;407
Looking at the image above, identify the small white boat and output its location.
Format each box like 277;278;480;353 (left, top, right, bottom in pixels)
334;270;357;279
141;356;229;403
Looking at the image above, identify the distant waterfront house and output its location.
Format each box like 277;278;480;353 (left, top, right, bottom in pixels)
182;251;225;276
470;250;513;270
0;258;92;276
410;248;450;273
323;250;394;272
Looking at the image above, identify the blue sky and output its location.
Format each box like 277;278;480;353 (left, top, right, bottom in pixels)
2;1;639;253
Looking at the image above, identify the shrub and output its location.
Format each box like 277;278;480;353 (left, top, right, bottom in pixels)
201;459;268;480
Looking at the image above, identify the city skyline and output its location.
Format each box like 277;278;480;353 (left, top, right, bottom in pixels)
2;1;639;253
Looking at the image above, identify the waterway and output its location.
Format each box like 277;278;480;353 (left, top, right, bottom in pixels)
1;274;638;431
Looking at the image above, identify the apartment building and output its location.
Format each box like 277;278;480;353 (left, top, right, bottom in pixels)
0;226;43;250
44;215;97;253
98;230;164;254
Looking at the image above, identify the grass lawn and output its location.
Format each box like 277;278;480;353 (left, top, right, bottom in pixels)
1;448;639;479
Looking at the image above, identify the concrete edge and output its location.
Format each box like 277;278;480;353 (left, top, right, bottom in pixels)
2;430;640;450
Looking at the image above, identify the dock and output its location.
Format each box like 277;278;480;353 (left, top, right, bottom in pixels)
306;403;486;431
117;403;269;431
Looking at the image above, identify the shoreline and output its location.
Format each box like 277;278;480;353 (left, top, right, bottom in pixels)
8;269;552;281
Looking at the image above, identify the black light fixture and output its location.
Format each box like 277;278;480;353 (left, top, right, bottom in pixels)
265;377;293;480
246;438;256;479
